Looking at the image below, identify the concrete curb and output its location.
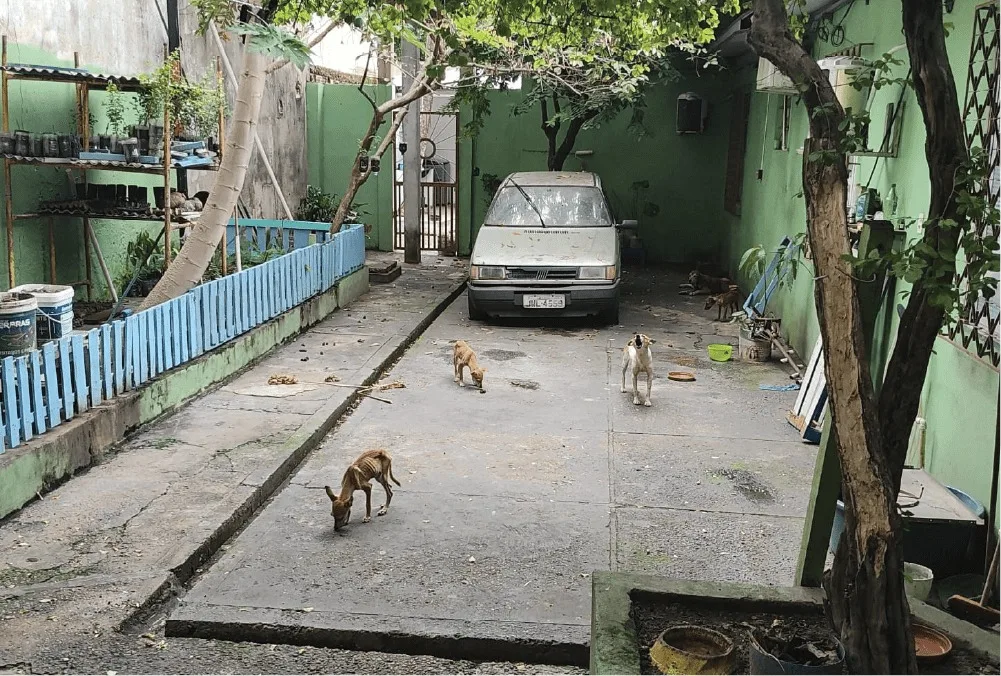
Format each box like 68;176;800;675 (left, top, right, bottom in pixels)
124;277;469;629
166;611;587;667
0;268;369;521
589;572;1001;674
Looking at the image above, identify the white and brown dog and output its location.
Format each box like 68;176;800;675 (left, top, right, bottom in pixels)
621;333;655;407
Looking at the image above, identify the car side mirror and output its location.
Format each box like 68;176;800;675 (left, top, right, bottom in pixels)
619;220;639;231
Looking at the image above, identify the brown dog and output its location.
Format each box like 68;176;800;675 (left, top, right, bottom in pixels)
453;340;486;390
705;285;741;321
324;449;401;531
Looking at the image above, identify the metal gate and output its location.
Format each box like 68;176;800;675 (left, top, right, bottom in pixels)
393;110;458;253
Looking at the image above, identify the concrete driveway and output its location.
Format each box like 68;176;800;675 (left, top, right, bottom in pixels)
168;268;817;664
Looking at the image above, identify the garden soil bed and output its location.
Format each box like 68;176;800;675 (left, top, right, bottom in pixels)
631;593;999;675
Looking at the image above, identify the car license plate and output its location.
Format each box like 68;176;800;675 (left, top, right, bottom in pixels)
523;294;566;309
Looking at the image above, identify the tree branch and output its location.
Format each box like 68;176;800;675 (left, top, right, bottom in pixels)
878;0;969;493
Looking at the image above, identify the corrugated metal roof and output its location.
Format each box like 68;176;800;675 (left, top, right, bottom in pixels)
2;64;142;87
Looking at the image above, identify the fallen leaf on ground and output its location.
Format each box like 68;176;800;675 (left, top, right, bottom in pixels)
268;374;298;385
324;375;340;383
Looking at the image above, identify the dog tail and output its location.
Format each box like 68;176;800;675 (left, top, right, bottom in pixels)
386;459;401;487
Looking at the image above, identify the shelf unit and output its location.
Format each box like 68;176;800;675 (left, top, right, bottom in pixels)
0;37;223;296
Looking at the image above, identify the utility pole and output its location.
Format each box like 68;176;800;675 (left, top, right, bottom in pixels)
401;39;421;264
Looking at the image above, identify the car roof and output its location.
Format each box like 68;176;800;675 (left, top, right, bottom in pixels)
501;171;601;188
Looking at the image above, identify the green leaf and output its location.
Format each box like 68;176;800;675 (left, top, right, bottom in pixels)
230;22;312;68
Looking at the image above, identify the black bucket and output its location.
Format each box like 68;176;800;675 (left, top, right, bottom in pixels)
749;631;845;675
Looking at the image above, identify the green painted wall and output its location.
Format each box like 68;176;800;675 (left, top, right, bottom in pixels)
726;0;999;515
306;83;393;251
460;70;737;263
2;42;174;300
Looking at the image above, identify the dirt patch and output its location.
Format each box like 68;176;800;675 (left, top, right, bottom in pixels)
671;355;701;368
483;349;526;361
631;595;999;675
711;468;775;503
510;379;540;390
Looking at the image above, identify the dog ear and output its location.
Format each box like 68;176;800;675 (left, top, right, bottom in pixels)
324;485;337;502
649;338;656;344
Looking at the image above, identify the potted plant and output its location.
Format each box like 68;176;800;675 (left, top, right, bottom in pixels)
117;231;175;297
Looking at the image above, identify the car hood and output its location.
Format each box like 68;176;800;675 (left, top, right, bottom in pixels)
471;226;617;267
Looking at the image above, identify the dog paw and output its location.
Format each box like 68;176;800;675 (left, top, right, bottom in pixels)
643;400;652;407
620;386;627;393
362;516;371;523
632;397;641;405
377;508;388;516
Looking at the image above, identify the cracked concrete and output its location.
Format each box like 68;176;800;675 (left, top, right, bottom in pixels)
0;253;469;672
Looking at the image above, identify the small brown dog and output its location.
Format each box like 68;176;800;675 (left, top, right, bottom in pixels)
453;340;486;391
705;285;741;321
324;449;400;531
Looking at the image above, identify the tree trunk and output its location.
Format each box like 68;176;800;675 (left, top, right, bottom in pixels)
329;71;431;235
549;111;597;171
748;0;916;672
877;0;969;493
330;110;384;233
141;48;267;309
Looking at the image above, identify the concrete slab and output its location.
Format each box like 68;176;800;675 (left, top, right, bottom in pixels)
169;269;808;662
611;433;816;516
0;253;467;664
613;507;801;585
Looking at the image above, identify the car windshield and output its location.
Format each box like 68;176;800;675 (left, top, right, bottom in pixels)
484;185;612;227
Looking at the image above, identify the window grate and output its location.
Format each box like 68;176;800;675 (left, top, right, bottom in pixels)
946;2;1000;367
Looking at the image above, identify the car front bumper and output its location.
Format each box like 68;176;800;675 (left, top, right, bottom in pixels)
467;281;619;317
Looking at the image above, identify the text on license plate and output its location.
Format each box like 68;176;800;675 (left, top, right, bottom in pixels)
523;294;566;309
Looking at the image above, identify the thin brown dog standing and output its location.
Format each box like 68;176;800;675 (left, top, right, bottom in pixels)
453;340;486;390
324;449;401;531
704;285;741;321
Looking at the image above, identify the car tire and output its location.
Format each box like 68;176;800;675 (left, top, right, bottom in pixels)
467;293;486;321
599;302;619;326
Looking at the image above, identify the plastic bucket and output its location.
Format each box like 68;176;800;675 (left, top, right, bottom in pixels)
0;292;38;357
12;284;74;344
739;326;772;362
904;562;934;602
707;344;733;362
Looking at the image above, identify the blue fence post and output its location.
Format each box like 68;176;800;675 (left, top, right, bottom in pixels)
42;342;60;426
101;324;113;400
71;334;89;414
29;350;45;434
58;337;74;420
87;328;101;407
15;356;32;442
2;357;20;448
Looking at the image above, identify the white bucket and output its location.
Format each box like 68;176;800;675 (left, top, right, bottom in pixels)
11;284;74;344
0;292;38;357
904;562;934;602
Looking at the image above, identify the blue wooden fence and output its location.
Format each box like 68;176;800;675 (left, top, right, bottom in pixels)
0;223;365;452
225;218;361;254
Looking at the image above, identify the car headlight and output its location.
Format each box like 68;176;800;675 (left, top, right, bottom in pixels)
470;265;505;280
578;265;617;280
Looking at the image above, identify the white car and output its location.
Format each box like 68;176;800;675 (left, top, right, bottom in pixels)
467;171;635;324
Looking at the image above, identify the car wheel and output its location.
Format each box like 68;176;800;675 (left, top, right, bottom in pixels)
467;293;486;321
599;302;619;326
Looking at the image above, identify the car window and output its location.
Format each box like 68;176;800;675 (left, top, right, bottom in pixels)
484;186;612;226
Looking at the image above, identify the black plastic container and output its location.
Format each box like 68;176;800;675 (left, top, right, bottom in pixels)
13;130;30;156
